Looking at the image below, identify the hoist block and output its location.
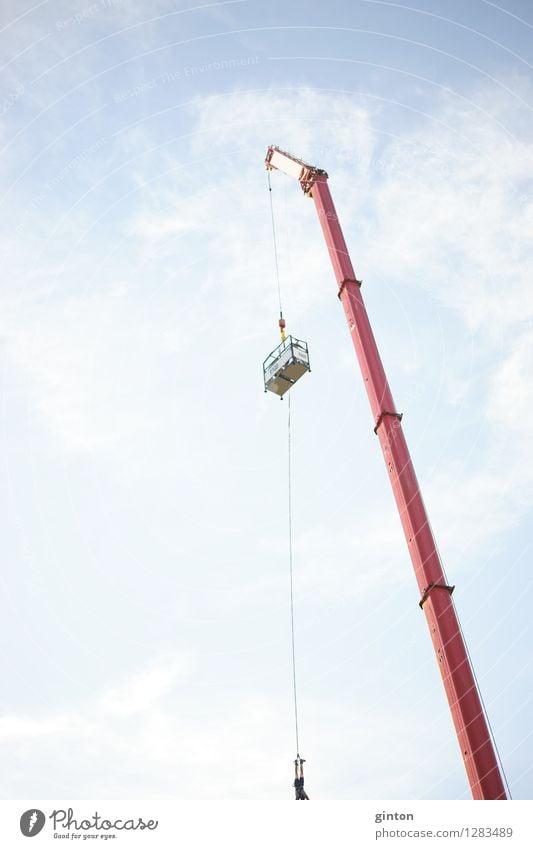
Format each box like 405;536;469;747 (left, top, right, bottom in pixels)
263;336;310;397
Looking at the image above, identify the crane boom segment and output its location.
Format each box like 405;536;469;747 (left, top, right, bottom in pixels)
265;144;507;801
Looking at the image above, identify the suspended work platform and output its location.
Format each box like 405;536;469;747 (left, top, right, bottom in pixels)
263;335;310;398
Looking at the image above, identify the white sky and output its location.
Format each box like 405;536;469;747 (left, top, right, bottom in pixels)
0;0;532;800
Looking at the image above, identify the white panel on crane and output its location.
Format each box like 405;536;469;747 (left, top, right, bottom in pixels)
269;150;304;182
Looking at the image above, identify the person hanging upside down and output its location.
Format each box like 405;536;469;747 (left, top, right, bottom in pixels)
293;756;309;800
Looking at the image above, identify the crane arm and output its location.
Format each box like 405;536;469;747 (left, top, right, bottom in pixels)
265;144;507;801
266;145;327;193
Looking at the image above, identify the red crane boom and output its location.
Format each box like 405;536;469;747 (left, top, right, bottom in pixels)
265;145;507;800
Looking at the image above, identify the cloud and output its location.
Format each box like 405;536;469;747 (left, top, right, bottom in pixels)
2;78;532;799
99;652;192;717
360;89;533;337
0;650;454;798
4;80;533;557
0;712;84;740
